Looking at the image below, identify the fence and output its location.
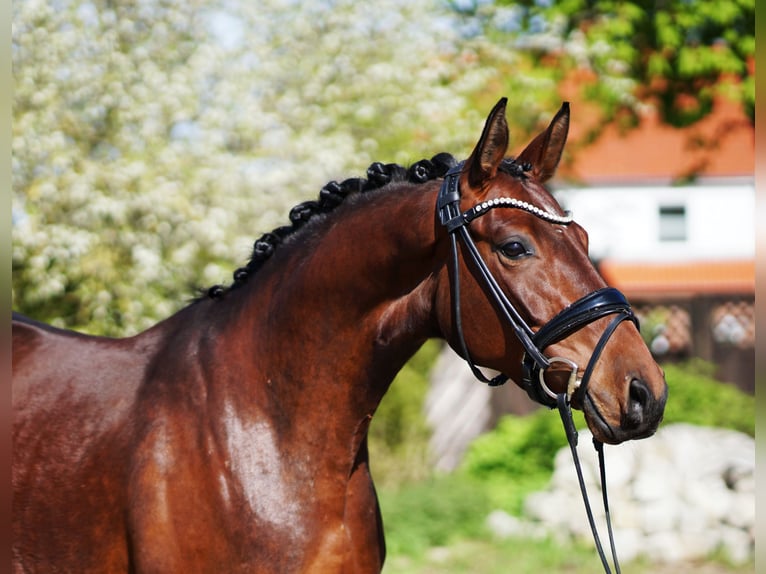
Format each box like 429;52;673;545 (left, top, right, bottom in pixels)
634;295;754;393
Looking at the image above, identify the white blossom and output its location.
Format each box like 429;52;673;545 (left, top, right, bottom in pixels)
12;0;490;335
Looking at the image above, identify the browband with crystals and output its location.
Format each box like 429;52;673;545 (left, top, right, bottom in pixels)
437;162;574;233
443;196;574;232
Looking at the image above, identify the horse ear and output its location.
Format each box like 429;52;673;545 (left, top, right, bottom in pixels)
516;102;570;183
463;97;509;192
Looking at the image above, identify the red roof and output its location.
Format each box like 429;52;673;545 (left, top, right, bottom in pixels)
558;74;754;183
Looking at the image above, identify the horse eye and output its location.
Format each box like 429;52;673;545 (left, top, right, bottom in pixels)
498;240;529;260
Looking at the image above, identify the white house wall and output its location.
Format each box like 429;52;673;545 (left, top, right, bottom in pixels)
553;179;755;264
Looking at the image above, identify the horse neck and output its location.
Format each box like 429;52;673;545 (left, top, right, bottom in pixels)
200;181;443;442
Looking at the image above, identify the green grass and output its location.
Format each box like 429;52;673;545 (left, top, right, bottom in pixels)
383;537;600;574
378;475;492;557
382;537;754;574
378;473;754;573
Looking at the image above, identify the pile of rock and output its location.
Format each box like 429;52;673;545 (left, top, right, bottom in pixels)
488;423;754;564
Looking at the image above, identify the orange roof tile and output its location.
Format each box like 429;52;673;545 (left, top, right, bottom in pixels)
599;259;755;298
558;88;754;183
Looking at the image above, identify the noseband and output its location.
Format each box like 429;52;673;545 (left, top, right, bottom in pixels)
437;161;638;574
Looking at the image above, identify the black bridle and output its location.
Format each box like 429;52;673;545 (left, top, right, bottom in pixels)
437;161;638;574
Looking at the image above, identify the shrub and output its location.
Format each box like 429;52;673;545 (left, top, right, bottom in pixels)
369;340;442;487
378;474;492;556
459;406;585;513
661;359;754;436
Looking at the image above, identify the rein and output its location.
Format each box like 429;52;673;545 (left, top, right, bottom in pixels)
437;162;638;574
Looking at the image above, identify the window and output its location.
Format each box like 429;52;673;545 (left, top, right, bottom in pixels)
659;205;686;241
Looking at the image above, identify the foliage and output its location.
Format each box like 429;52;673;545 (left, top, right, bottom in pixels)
378;474;492;557
459;403;586;514
450;0;754;131
16;0;753;338
369;341;442;487
462;408;569;479
661;359;754;436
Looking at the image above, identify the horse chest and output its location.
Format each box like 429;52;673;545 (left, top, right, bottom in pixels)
128;411;380;572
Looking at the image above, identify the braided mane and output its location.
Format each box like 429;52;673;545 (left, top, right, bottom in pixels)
205;153;535;300
206;153;459;299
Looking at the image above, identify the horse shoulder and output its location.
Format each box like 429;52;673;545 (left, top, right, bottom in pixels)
124;337;246;569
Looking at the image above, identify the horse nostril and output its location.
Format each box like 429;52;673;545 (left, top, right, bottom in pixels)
623;377;652;430
629;377;651;410
621;377;666;437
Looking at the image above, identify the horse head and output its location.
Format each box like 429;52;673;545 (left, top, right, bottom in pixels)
435;98;667;445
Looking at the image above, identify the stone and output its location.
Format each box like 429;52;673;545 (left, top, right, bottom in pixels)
638;499;680;534
644;531;687;563
682;482;733;524
519;423;754;565
677;503;713;534
726;491;755;530
718;525;753;565
485;510;546;540
523;490;574;528
611;528;643;563
677;530;720;562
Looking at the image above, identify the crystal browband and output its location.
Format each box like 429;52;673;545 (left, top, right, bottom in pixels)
442;196;574;232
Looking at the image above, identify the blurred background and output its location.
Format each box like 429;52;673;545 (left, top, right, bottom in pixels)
12;1;754;572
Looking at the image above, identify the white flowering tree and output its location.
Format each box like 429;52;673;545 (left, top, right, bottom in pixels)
13;0;503;335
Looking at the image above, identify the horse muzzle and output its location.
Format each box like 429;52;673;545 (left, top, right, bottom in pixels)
582;374;668;445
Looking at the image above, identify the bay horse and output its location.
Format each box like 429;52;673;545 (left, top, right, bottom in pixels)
12;98;666;573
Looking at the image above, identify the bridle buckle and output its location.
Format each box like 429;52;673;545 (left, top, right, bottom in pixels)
538;356;581;403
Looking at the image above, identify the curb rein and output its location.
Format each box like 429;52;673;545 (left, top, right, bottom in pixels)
437;162;639;574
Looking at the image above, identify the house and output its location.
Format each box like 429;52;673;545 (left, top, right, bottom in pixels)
553;95;754;391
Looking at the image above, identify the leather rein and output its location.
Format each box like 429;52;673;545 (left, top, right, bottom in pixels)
437;161;638;574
